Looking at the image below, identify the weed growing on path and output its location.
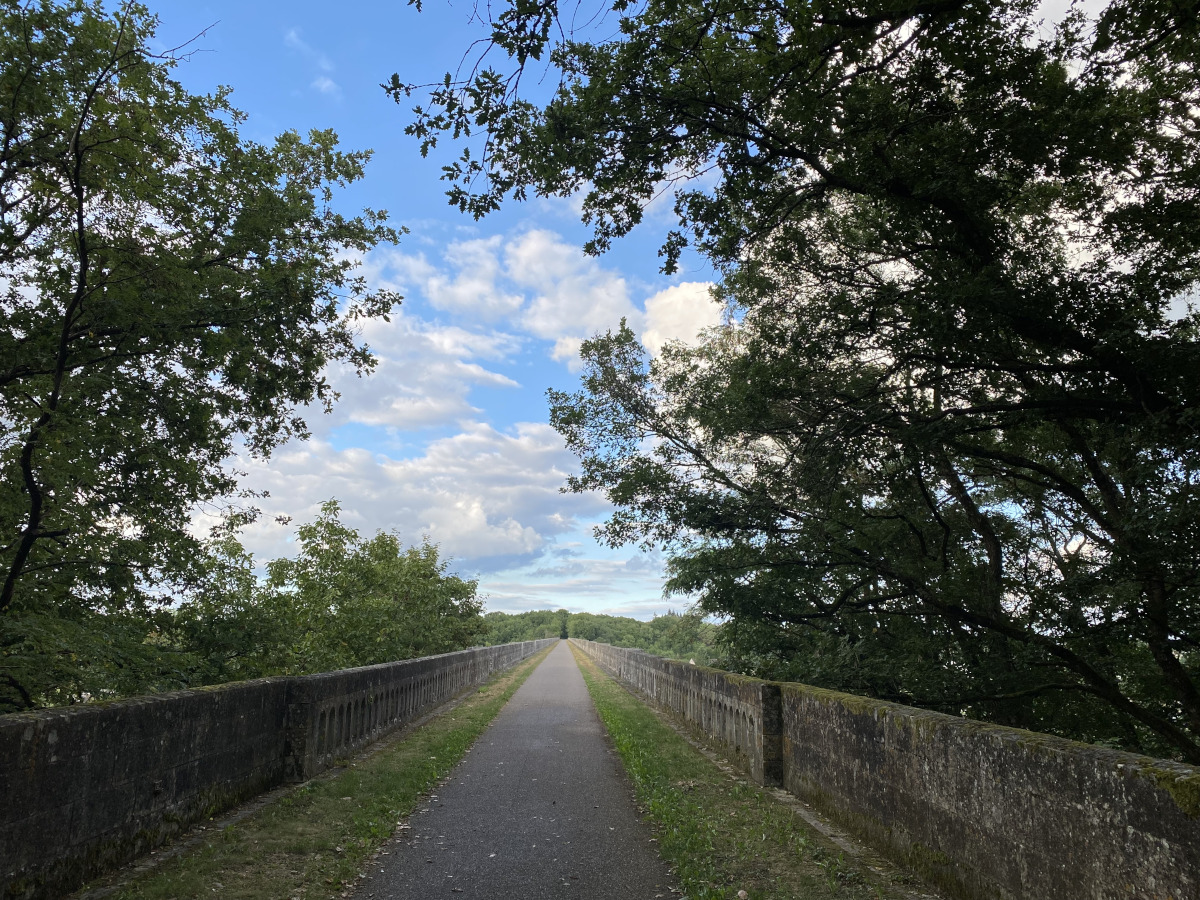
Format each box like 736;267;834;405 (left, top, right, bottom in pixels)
569;645;925;900
79;646;554;900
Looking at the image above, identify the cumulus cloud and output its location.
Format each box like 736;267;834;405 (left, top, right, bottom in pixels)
641;281;722;356
376;242;526;322
505;229;641;365
384;231;642;366
383;229;721;371
429;237;525;319
312;309;521;434
234;421;609;573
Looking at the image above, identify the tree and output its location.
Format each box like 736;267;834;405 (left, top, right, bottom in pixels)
2;502;487;704
483;609;561;643
483;608;571;642
256;501;485;674
0;1;398;710
399;0;1200;759
562;608;716;660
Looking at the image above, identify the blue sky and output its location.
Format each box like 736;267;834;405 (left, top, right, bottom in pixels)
145;0;723;618
145;0;1096;618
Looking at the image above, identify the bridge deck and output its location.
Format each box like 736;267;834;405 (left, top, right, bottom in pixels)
350;639;675;899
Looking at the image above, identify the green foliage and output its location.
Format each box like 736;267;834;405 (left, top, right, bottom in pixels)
480;608;570;643
0;1;398;708
405;1;1200;760
173;501;485;684
1;501;485;709
568;610;719;663
483;608;718;662
254;501;485;675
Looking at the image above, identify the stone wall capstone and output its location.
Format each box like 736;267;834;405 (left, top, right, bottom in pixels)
0;640;554;900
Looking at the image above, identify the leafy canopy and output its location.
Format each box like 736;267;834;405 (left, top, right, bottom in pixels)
0;502;487;709
399;0;1200;760
171;502;485;686
482;608;717;661
0;0;398;709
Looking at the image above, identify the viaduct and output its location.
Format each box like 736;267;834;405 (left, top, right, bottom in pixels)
2;638;1197;900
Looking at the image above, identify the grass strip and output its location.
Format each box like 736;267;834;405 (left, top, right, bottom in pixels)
90;645;553;900
570;644;920;900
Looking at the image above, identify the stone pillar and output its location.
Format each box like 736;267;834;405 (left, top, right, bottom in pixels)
282;677;317;782
759;683;783;787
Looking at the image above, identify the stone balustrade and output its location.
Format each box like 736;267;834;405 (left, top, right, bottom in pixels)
0;640;554;900
571;638;1200;900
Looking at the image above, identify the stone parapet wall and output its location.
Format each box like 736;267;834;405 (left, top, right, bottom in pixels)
0;639;554;900
571;639;1200;900
285;641;549;781
779;682;1200;900
569;638;780;785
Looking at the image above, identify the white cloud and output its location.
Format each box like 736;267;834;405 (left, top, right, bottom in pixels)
428;237;525;319
293;246;526;434
641;281;721;356
481;549;673;617
319;310;521;432
505;229;642;365
374;229;725;374
232;422;609;574
382;229;646;368
311;75;341;97
284;28;334;70
417;322;521;362
376;248;437;292
285;28;339;98
378;241;524;321
1034;0;1107;27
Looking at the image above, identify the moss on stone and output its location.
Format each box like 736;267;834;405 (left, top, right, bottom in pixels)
719;670;770;688
900;839;975;899
905;840;952;870
788;776;991;900
1139;762;1200;819
780;682;895;717
780;679;1156;766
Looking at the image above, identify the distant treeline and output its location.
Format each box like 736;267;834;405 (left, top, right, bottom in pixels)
481;609;718;664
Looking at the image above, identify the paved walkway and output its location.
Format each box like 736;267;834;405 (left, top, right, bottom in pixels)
350;640;675;900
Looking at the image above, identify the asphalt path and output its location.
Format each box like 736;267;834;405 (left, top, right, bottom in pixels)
349;640;676;900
